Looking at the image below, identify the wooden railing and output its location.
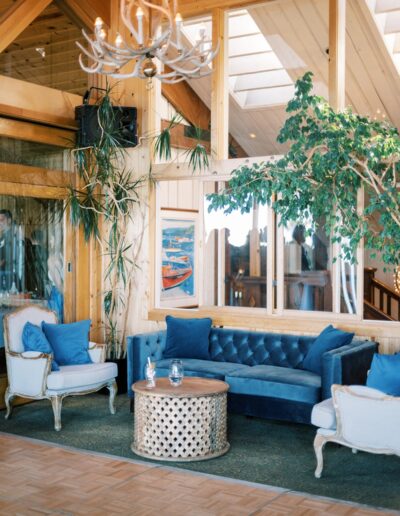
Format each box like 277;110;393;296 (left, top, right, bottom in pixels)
364;268;400;321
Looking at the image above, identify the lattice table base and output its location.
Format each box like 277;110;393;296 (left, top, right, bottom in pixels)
131;378;229;462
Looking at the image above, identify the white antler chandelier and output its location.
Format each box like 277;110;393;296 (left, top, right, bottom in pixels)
77;0;218;83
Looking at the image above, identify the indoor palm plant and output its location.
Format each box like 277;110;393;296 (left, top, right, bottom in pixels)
68;88;146;365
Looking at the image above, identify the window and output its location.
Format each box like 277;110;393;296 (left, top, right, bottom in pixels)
282;220;332;312
0;195;64;346
0;136;68;171
153;176;379;322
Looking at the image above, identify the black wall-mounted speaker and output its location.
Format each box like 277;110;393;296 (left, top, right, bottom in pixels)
75;104;138;148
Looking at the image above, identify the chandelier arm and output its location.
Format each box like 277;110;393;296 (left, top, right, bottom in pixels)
161;57;214;76
110;29;172;57
77;41;126;69
156;67;213;82
155;75;185;83
140;0;175;28
102;58;146;79
77;41;105;63
120;0;140;44
100;41;134;57
78;54;104;74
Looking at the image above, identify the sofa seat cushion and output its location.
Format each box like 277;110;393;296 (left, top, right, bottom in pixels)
311;397;336;430
226;365;321;404
155;358;250;380
47;362;117;390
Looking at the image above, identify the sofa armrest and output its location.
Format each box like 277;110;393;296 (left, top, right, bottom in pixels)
126;331;167;397
321;340;378;400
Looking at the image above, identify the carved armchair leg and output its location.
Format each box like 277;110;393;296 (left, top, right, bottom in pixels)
50;395;63;431
4;388;15;420
314;433;327;479
107;380;117;415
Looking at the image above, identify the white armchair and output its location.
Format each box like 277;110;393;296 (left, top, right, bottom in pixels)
4;305;118;431
312;384;400;478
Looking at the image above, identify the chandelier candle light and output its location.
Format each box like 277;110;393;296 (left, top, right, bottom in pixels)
77;0;218;83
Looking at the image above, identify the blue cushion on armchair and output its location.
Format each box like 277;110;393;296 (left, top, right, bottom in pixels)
41;320;92;366
366;353;400;396
163;315;212;360
22;322;60;371
303;325;354;374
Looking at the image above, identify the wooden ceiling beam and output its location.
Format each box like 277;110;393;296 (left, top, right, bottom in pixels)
0;0;53;53
179;0;273;18
161;71;246;157
162;77;211;130
329;0;346;111
55;0;110;30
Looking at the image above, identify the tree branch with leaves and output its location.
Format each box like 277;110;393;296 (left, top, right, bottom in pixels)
207;72;400;279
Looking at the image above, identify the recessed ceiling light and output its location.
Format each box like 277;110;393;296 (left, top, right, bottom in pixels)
249;133;256;139
35;47;46;58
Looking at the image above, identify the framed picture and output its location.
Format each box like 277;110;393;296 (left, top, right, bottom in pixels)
156;209;199;308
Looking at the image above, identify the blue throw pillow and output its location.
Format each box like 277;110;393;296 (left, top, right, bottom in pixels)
366;353;400;396
22;322;60;371
163;315;212;360
41;320;92;366
303;325;354;374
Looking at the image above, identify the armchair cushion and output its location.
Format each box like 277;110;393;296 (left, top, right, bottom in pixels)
42;320;92;366
163;316;212;360
22;322;59;371
303;325;354;374
47;362;117;391
366;353;400;396
311;397;336;430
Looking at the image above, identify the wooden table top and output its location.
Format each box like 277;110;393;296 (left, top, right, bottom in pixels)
132;377;229;397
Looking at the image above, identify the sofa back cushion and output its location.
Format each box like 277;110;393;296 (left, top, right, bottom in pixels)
209;328;315;368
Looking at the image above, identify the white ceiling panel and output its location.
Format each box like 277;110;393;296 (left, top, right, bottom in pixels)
229;34;271;56
229;52;282;75
231;69;292;92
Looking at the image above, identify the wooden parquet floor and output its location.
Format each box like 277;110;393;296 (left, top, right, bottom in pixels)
0;433;396;516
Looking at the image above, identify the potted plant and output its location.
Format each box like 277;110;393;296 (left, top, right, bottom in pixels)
68;87;146;392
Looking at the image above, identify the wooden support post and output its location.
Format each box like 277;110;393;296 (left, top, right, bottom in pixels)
329;0;346;313
329;0;346;111
211;8;229;161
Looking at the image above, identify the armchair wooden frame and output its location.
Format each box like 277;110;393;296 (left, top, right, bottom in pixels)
4;304;117;431
314;384;400;478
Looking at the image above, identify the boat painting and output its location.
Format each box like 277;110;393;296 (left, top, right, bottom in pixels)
161;217;195;301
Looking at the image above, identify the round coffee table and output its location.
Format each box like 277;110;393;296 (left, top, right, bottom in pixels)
131;377;229;462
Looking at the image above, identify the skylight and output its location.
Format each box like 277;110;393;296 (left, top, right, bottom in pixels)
366;0;400;72
182;10;295;109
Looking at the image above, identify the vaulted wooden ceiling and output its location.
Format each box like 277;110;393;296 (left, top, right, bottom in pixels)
187;0;400;156
0;0;399;157
0;0;89;95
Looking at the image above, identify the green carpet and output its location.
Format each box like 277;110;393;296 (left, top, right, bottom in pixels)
0;394;399;511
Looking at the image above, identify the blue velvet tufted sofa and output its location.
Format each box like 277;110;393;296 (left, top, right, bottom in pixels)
127;328;377;424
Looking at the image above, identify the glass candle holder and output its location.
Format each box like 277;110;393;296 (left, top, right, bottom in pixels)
144;362;156;388
168;359;184;387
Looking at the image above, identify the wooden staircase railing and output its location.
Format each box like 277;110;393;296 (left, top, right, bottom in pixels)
364;267;400;321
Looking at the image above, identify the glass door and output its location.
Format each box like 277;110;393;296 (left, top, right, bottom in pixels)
0;195;64;347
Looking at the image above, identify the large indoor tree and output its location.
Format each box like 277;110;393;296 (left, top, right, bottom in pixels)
208;72;400;289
